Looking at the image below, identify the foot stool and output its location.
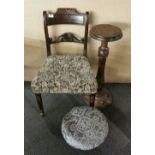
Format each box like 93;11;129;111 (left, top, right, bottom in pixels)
61;106;109;150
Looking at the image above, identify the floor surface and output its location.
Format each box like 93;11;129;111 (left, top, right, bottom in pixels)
24;82;131;155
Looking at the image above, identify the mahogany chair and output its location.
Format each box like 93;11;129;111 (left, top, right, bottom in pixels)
31;8;97;116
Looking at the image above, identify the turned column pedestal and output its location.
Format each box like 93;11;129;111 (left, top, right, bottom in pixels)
85;24;123;108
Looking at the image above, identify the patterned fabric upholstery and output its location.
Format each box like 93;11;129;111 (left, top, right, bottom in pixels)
61;106;109;150
31;55;97;94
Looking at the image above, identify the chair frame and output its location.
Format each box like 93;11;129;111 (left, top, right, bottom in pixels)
34;8;95;116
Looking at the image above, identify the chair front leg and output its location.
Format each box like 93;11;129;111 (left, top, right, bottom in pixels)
90;94;96;107
35;93;45;117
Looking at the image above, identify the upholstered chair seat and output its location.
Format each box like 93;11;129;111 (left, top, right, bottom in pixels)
61;106;109;150
31;55;97;94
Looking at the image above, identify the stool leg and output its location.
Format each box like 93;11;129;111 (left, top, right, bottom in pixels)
35;94;45;117
90;94;95;107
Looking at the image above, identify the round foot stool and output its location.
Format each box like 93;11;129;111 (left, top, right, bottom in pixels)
61;106;109;150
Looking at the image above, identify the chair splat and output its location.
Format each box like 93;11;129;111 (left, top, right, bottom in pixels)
51;32;84;44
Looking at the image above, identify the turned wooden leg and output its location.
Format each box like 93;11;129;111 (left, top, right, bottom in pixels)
95;41;112;107
35;94;45;117
96;41;109;91
90;94;95;107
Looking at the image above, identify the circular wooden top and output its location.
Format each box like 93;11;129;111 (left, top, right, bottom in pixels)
90;24;122;42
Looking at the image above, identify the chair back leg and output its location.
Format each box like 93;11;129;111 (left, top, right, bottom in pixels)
90;94;95;107
35;94;45;117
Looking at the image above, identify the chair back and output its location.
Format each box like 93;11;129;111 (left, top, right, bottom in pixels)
43;8;89;57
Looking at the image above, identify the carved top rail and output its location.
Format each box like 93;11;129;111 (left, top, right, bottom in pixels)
43;8;88;25
51;8;81;15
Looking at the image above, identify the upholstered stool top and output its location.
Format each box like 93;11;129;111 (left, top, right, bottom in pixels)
31;55;97;94
61;106;109;150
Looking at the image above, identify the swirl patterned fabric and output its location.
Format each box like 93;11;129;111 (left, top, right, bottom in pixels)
31;55;97;94
61;106;109;150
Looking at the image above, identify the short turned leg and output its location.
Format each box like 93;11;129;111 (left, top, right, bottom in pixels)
90;94;95;107
35;94;45;117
